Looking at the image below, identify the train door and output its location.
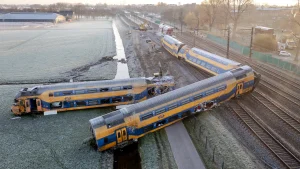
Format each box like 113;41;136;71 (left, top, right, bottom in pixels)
25;100;31;113
116;130;122;144
236;83;244;96
122;128;127;141
116;128;128;144
36;99;42;112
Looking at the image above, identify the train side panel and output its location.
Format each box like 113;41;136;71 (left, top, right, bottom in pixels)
92;68;256;151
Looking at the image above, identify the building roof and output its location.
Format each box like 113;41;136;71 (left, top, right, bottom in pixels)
0;12;63;20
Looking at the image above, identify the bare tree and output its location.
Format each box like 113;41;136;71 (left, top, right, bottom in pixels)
178;7;185;34
202;0;222;31
224;0;253;38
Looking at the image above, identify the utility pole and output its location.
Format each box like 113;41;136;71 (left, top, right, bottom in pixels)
227;26;230;58
193;28;206;47
249;27;254;59
295;39;299;62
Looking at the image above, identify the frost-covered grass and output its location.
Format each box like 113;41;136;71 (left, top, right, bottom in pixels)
139;130;177;169
184;110;261;169
0;21;116;83
0;85;113;169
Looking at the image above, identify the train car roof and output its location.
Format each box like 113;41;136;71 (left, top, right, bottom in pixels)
164;35;183;45
191;48;241;66
29;78;148;94
90;66;253;129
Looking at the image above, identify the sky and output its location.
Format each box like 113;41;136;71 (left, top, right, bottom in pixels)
0;0;297;6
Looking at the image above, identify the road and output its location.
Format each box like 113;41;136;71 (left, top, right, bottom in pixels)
166;122;206;169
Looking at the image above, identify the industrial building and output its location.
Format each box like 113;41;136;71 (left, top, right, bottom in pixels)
0;12;66;23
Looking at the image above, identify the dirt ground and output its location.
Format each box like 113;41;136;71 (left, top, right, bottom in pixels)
115;17;177;169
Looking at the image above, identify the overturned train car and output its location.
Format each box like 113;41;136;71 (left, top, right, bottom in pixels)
11;76;175;115
89;65;260;151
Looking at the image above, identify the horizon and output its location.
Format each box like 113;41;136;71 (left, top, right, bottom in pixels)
0;0;298;6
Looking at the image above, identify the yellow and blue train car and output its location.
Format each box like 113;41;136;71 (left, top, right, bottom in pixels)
161;35;241;76
11;76;175;115
89;65;261;151
161;35;185;58
183;48;241;75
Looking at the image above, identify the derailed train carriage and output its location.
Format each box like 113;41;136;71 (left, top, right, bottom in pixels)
89;65;261;151
161;35;241;75
11;76;175;115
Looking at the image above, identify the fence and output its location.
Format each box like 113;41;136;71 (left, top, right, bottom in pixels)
206;34;300;76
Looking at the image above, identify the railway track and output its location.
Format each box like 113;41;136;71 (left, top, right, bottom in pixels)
178;33;300;94
258;81;300;117
124;15;300;167
176;33;300;95
228;101;300;169
251;91;300;134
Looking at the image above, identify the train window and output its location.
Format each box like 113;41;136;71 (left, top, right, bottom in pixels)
101;99;110;104
123;95;133;102
26;102;29;107
75;90;85;95
206;89;215;95
100;88;109;92
88;100;99;105
181;111;190;117
112;97;122;103
168;115;179;123
141;112;153;121
236;74;247;80
49;93;54;97
231;68;243;73
117;132;121;138
54;92;60;97
69;102;74;107
181;98;191;105
111;87;121;91
155;108;165;115
217;86;226;91
50;102;62;109
168;104;177;110
144;125;154;133
109;119;125;128
157;120;166;127
87;88;98;93
37;101;40;106
76;100;86;107
62;91;73;96
194;94;203;100
104;137;108;144
123;86;132;90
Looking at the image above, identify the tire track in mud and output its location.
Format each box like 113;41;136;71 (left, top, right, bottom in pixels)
0;56;117;85
6;31;50;51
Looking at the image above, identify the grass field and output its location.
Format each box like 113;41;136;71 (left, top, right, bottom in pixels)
0;84;115;169
0;21;116;84
0;20;117;169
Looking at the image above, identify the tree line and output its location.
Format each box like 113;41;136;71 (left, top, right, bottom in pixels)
0;3;116;19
